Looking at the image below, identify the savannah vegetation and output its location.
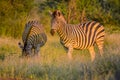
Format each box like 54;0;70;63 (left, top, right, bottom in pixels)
0;0;120;80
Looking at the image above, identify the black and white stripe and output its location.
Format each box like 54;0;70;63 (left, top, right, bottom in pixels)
50;10;105;61
19;20;47;56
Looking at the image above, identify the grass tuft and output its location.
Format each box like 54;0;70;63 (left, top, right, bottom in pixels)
0;34;120;80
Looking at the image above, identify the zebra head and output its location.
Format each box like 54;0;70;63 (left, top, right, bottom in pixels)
50;10;66;36
18;42;32;56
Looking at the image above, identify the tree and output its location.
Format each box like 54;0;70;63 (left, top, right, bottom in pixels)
0;0;34;38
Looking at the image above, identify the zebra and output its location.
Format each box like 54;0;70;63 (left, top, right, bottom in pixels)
50;10;105;61
18;20;47;57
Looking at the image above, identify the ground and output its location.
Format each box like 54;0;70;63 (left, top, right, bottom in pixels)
0;33;120;80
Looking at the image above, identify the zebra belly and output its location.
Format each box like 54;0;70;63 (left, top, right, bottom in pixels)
27;34;46;48
72;39;95;50
73;44;85;50
60;40;86;50
73;44;93;50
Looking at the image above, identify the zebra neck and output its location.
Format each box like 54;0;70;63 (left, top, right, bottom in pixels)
57;23;87;49
57;22;67;40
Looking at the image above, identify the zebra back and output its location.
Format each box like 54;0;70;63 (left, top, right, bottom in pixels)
22;21;39;43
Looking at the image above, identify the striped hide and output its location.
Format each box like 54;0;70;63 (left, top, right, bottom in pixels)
50;10;105;61
18;20;47;56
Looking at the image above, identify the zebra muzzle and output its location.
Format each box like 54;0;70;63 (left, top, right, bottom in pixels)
50;29;56;36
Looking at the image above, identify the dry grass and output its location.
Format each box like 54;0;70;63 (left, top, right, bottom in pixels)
0;33;120;80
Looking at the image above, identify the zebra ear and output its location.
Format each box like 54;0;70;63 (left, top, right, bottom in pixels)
18;42;23;49
52;10;61;18
56;11;61;17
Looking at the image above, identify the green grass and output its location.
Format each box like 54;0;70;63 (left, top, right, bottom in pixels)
0;33;120;80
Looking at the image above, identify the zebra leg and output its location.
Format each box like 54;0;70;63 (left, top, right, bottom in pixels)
96;41;104;56
88;46;95;62
98;47;103;56
34;45;40;56
34;49;39;56
67;46;73;60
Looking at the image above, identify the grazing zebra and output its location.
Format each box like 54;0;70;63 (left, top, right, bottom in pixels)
50;10;105;61
18;20;47;56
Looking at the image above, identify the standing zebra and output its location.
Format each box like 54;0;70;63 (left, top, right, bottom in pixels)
50;10;105;61
18;20;47;56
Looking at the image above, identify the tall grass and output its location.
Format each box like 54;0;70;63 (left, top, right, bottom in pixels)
0;33;120;80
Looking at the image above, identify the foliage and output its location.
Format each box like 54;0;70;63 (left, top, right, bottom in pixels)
39;0;120;24
0;0;120;38
0;0;34;38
